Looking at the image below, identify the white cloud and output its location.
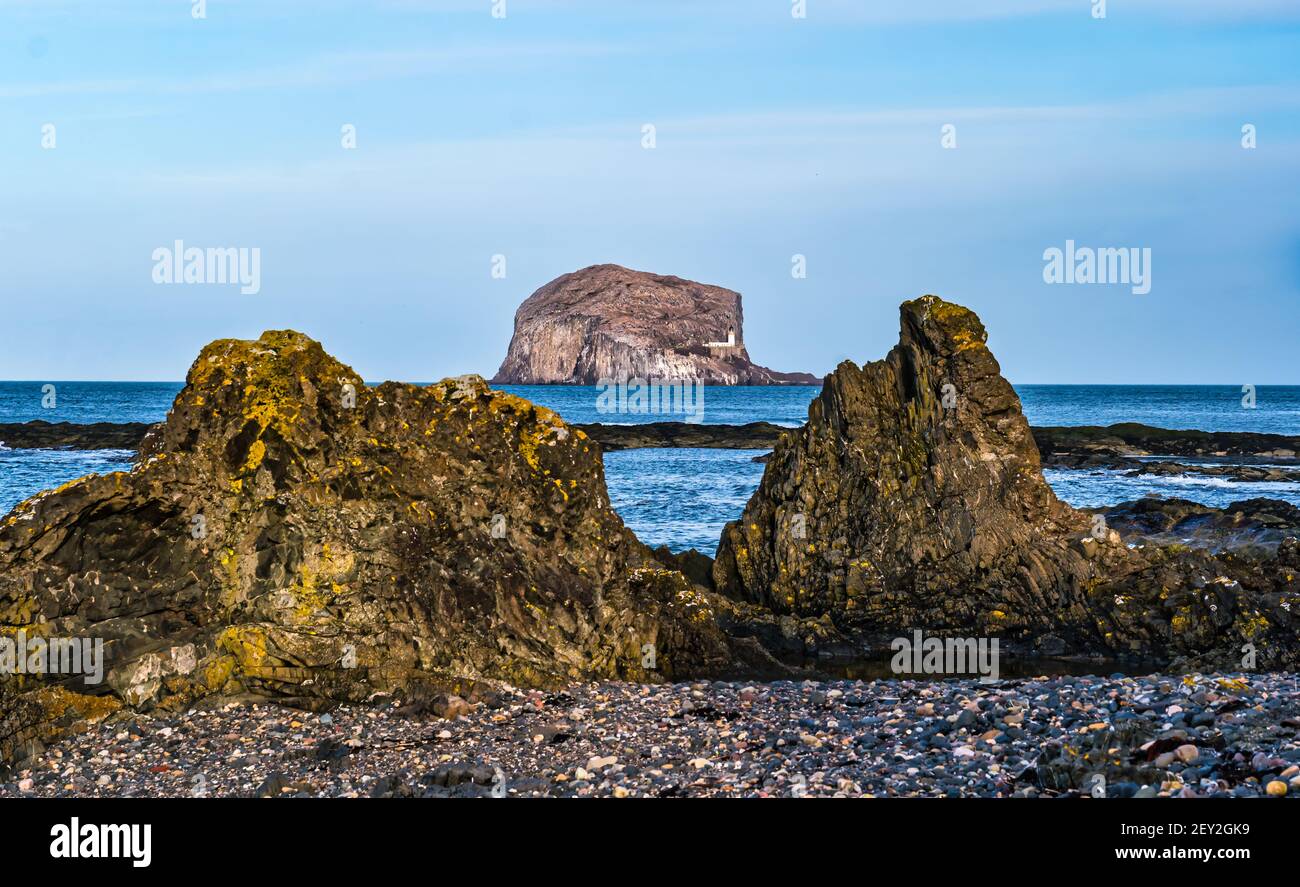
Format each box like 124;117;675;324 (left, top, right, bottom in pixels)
100;86;1296;228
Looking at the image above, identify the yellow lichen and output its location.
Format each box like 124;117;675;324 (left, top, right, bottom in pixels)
242;439;266;473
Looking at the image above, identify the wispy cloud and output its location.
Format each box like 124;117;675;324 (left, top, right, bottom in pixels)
110;85;1297;221
8;0;1297;25
801;0;1300;24
0;40;636;99
510;85;1300;146
378;0;1300;23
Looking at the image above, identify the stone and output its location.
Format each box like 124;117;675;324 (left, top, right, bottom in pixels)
432;696;472;721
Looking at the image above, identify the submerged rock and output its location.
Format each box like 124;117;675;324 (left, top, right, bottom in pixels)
0;331;736;765
492;264;818;386
1099;497;1300;556
713;296;1300;669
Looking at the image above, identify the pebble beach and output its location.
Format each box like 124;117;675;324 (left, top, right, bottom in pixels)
5;673;1300;799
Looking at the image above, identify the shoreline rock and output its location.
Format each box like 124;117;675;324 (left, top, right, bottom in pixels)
1095;497;1300;555
574;420;794;450
6;418;1298;472
0;420;156;451
0;331;756;766
711;295;1300;671
1033;423;1300;463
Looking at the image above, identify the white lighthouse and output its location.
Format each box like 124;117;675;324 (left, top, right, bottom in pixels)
704;326;741;357
705;327;736;348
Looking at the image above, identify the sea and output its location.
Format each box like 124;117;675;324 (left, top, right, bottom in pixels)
3;382;1299;555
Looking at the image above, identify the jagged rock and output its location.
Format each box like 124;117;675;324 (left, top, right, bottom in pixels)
0;331;736;765
713;296;1300;669
492;264;818;385
714;295;1092;632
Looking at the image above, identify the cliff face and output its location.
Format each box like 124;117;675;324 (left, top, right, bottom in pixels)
713;296;1300;668
0;331;734;765
492;265;818;386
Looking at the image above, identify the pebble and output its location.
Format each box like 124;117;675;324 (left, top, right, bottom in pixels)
2;672;1297;799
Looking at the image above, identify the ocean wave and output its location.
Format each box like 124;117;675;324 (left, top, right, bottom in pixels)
1043;467;1300;510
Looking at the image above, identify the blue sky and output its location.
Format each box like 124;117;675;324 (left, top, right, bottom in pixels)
2;0;1298;383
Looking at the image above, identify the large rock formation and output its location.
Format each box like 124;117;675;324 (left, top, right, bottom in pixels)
493;264;818;386
0;331;737;766
713;296;1300;668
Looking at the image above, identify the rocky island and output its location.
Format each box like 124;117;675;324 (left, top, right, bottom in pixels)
492;264;819;385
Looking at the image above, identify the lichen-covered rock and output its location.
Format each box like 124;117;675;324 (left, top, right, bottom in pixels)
713;296;1300;668
1;331;733;765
